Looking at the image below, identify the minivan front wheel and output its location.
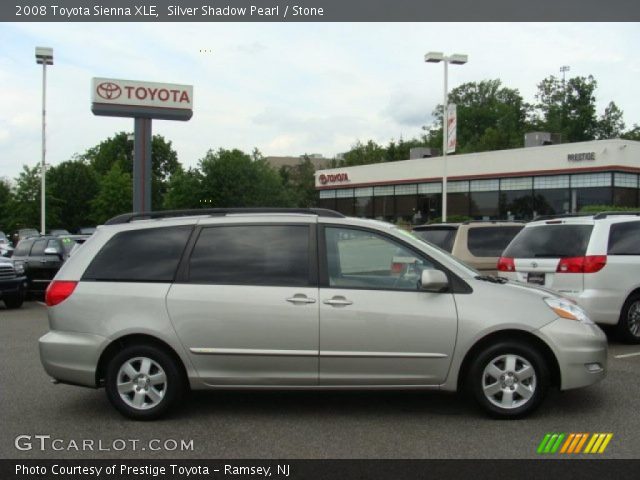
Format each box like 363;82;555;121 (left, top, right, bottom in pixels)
105;345;184;420
616;294;640;344
469;341;549;419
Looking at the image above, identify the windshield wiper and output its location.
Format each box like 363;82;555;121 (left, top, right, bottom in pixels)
475;275;508;284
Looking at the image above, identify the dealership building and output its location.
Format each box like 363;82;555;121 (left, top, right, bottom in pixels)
315;138;640;223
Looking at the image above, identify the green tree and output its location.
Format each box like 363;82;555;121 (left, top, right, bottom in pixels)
47;159;99;231
82;132;180;210
622;125;640;141
341;140;386;166
90;164;132;224
279;155;317;208
595;101;626;139
198;148;291;208
163;167;204;210
430;79;530;153
8;165;57;230
0;178;11;230
533;75;599;142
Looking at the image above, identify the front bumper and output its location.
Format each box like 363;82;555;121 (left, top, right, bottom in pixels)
39;331;109;387
536;319;607;390
0;275;27;297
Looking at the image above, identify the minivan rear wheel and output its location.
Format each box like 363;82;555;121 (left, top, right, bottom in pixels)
616;294;640;344
469;341;549;419
105;345;184;420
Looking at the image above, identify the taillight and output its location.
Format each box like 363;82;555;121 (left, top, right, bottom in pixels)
497;257;515;272
45;281;78;307
556;256;607;274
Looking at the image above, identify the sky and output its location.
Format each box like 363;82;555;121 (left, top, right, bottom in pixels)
1;22;639;179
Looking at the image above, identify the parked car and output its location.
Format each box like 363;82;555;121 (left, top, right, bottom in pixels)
0;231;13;257
0;256;27;309
48;229;71;236
12;234;88;295
77;227;97;235
498;212;640;343
39;208;606;420
412;221;524;273
12;228;39;245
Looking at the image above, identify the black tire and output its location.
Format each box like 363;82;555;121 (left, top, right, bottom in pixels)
615;294;640;344
3;293;24;309
105;344;185;420
468;341;549;419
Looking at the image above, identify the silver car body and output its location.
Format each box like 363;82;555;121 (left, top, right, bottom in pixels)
39;214;606;394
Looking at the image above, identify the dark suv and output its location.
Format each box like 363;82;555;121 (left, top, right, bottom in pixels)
0;256;27;308
12;235;88;295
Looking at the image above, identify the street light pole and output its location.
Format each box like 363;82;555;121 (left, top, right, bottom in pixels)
425;52;468;223
35;47;53;235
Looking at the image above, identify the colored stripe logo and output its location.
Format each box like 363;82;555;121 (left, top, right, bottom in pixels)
537;433;613;454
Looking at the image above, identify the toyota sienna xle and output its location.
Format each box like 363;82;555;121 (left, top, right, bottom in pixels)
39;208;607;420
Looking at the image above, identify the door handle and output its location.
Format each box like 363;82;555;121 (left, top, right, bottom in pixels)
286;294;316;305
323;297;353;306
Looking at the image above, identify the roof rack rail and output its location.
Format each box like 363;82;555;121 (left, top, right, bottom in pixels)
531;213;592;222
104;208;346;225
593;211;640;220
461;220;526;225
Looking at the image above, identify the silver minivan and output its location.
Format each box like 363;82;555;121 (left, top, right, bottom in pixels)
39;208;607;420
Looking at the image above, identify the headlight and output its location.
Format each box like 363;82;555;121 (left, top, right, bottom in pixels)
544;297;593;324
13;261;24;275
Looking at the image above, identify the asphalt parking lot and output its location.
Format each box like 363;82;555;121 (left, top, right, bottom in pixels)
2;301;640;459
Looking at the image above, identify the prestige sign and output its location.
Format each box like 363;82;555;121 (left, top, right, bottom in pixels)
91;77;193;120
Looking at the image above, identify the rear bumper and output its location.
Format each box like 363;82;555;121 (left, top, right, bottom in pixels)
536;319;607;390
39;331;108;388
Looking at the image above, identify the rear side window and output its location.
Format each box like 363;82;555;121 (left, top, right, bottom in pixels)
188;225;310;286
83;226;192;282
30;239;47;256
503;225;593;258
13;239;34;257
467;226;524;257
413;228;457;252
608;221;640;255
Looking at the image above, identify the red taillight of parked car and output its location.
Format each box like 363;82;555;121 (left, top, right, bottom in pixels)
45;281;78;307
556;255;607;274
497;257;516;272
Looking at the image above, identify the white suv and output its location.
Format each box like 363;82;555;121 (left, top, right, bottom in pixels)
498;212;640;343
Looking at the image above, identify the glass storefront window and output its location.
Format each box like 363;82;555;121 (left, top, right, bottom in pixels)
532;189;570;217
318;198;336;210
395;195;417;222
374;196;395;221
417;194;441;224
335;197;354;216
355;197;374;217
613;187;638;208
500;191;534;220
574;187;612;211
470;191;499;219
448;193;470;218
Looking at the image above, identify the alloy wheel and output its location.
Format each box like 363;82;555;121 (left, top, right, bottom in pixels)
482;354;537;410
116;357;167;410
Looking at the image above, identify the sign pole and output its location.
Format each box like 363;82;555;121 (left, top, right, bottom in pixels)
133;118;152;212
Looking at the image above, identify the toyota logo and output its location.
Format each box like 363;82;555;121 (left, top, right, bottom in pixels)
531;261;538;268
96;82;122;100
319;174;328;185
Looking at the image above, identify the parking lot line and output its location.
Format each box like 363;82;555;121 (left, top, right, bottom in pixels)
614;351;640;359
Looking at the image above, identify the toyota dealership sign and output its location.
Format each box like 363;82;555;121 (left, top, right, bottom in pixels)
91;77;193;120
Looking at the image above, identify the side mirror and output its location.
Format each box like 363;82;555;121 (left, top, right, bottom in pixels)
420;269;449;292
